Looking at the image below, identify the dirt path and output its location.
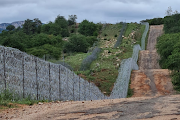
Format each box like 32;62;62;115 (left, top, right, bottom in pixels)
1;95;180;120
130;25;174;97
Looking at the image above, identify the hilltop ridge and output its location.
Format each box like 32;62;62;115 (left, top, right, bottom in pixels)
0;21;24;32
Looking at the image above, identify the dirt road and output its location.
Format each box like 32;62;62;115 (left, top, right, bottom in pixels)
130;25;174;97
0;25;177;120
1;95;180;120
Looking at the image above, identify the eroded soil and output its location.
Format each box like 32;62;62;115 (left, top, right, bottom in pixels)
130;25;175;97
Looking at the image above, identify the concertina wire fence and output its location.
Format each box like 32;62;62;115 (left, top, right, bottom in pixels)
0;22;149;101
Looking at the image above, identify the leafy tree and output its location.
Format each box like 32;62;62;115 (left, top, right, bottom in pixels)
1;33;25;51
6;25;15;31
156;33;180;91
78;20;98;36
64;34;89;53
55;15;69;37
23;19;34;35
34;18;42;33
163;14;180;34
68;15;77;26
165;6;173;16
41;22;61;36
23;18;42;35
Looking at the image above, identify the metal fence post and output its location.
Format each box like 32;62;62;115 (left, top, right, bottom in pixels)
73;72;75;101
3;47;6;91
84;80;86;101
59;65;61;101
49;63;51;101
66;68;68;100
35;58;38;100
79;76;80;101
22;53;25;98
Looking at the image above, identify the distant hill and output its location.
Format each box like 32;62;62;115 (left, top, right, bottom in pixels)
0;21;25;33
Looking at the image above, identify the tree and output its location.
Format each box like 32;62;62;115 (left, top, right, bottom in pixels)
23;18;42;35
68;15;77;26
6;25;15;31
23;19;34;35
34;18;42;33
64;34;89;53
164;14;180;34
55;15;69;37
2;33;25;51
78;20;98;36
165;6;173;16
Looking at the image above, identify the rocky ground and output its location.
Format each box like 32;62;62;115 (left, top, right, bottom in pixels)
0;25;178;120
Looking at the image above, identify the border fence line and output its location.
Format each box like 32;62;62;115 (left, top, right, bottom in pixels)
0;23;149;101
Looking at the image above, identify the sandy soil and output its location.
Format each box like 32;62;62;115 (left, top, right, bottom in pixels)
1;95;180;120
0;25;178;120
130;25;174;97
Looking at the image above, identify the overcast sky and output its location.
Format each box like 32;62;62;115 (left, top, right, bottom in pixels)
0;0;180;24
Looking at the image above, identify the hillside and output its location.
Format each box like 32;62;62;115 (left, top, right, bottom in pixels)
0;24;177;120
130;25;174;97
50;22;145;95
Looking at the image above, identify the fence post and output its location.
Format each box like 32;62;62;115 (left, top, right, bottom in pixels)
3;47;6;91
49;63;51;101
66;68;68;100
79;76;80;101
35;57;38;100
73;72;75;101
84;80;86;101
22;53;25;98
59;65;61;101
89;81;91;101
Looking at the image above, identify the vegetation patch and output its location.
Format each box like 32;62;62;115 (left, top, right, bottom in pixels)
75;23;145;95
0;89;48;110
156;13;180;92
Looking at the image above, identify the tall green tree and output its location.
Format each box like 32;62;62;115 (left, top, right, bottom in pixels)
68;15;77;26
64;34;89;53
55;15;69;37
23;18;42;35
6;25;15;31
78;20;98;36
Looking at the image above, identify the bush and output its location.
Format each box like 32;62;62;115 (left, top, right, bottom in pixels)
64;34;90;53
78;20;98;36
114;34;117;37
86;36;98;46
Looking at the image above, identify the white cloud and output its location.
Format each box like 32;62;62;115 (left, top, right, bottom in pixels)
0;0;179;23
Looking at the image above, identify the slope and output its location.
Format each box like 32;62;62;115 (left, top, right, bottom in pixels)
130;25;174;97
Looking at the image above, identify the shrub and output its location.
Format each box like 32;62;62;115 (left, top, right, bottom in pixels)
86;36;98;46
64;34;90;53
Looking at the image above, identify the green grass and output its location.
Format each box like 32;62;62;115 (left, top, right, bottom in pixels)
0;89;49;110
127;79;134;98
100;23;122;40
78;23;146;96
49;52;91;71
50;23;146;96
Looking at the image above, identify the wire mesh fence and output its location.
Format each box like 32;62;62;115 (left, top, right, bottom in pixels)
114;22;127;48
0;23;149;101
0;46;106;101
141;22;149;50
80;47;101;71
